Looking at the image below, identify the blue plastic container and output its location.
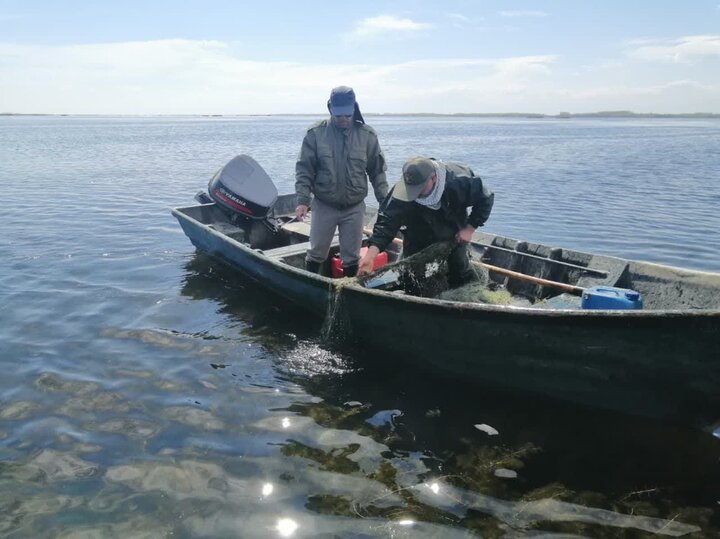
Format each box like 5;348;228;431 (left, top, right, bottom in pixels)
581;286;643;310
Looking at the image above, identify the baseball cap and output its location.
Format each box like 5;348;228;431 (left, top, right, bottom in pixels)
393;157;436;201
329;86;356;116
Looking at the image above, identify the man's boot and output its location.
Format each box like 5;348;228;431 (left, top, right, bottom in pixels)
343;264;358;278
305;259;323;275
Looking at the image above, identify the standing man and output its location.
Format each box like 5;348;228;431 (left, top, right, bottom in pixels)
295;86;388;277
359;156;494;289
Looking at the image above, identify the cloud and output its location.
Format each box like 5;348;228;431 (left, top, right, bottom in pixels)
627;35;720;63
498;10;548;18
558;79;720;113
447;13;484;30
571;79;718;99
582;59;625;71
447;13;471;23
0;40;560;114
1;39;718;114
348;15;431;39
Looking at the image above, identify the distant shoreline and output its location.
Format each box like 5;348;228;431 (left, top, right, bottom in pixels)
2;111;719;119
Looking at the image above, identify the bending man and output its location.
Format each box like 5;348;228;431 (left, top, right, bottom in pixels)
295;86;388;277
359;157;494;288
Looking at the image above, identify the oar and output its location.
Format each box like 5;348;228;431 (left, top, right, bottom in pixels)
362;228;584;295
476;261;584;295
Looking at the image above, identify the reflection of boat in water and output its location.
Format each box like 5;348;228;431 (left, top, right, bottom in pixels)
172;155;720;425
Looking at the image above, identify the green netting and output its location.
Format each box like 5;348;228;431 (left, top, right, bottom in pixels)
355;241;454;297
353;241;518;305
436;281;515;305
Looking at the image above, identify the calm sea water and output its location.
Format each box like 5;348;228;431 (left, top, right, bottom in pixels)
1;115;719;537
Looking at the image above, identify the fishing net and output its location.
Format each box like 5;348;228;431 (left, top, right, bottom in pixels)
354;241;453;297
321;277;355;344
354;241;515;304
321;245;460;344
322;241;519;344
436;281;515;305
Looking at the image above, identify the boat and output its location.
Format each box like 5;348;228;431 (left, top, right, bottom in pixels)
172;156;720;426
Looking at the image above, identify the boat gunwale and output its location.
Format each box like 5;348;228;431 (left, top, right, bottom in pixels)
171;205;720;319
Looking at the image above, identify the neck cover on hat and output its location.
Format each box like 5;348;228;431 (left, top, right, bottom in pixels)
415;161;446;210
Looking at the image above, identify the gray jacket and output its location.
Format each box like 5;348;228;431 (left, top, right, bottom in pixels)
295;119;388;208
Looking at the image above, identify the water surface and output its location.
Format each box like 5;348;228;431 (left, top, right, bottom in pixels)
1;116;719;537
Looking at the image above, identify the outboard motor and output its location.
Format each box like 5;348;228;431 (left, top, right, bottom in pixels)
208;154;278;219
205;155;280;248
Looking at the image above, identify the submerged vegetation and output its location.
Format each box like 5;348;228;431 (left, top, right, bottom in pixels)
282;399;717;537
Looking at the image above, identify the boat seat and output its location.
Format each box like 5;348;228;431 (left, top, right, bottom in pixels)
207;221;244;235
264;236;340;260
576;257;629;288
280;220;312;237
264;242;312;259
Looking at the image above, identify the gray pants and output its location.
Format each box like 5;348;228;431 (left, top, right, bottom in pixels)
307;198;365;267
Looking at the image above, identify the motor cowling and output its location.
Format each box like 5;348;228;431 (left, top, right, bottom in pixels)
207;155;278;220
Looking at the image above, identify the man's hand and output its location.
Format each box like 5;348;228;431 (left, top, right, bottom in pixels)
358;245;381;276
295;204;309;221
455;225;476;244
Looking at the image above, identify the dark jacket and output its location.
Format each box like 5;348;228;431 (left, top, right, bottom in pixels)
368;161;494;254
295;119;388;209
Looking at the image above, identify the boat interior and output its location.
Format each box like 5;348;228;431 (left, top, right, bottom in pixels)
176;194;720;311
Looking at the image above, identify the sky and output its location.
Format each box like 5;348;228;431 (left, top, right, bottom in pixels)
1;0;719;114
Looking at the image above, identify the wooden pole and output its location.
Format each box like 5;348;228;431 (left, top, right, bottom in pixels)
476;262;584;295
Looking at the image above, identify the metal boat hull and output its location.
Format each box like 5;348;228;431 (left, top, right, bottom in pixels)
172;203;720;425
